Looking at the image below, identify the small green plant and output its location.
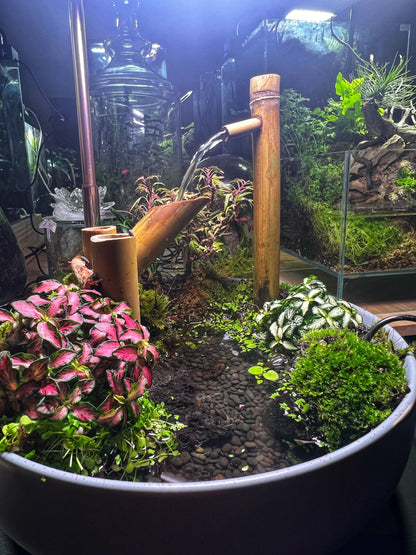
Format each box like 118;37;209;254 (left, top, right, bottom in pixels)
279;328;407;450
0;280;184;479
395;166;416;192
316;71;367;137
139;284;170;333
256;276;362;352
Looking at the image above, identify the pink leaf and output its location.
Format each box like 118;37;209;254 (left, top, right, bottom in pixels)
140;325;150;342
10;353;37;368
89;328;107;348
27;338;43;355
36;398;59;416
141;363;152;387
50;406;68;421
68;386;82;404
16;381;39;399
106;370;124;395
48;296;67;318
26;294;50;307
80;306;102;320
121;313;139;330
49;350;78;369
97;407;123;427
58;319;81;336
119;330;143;343
112;302;131;315
39;381;60;396
94;341;121;358
11;300;43;319
67;292;80;315
113;346;138;362
68;312;83;325
0;309;15;323
94;323;118;340
0;352;18;390
23;358;48;381
80;378;95;395
33;280;63;294
71;404;96;422
125;376;146;400
55;368;79;382
37;321;62;349
78;343;93;365
145;344;159;364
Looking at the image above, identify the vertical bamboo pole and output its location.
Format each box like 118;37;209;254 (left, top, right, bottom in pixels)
250;74;281;307
90;233;140;321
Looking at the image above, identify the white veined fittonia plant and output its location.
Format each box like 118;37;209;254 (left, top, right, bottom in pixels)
256;276;362;352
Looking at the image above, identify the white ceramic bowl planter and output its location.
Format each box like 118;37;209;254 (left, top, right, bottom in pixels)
0;308;415;555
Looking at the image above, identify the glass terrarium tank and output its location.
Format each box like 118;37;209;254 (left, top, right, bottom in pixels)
90;0;182;210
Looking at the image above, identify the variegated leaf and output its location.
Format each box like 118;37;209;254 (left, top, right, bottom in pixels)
11;300;44;319
32;280;63;294
0;308;15;323
37;321;62;349
0;352;18;390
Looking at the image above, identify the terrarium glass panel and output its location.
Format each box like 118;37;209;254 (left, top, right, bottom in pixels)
281;147;416;296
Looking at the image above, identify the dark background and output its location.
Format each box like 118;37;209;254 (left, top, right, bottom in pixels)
0;0;415;149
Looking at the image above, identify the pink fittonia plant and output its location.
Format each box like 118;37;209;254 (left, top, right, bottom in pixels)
0;280;183;479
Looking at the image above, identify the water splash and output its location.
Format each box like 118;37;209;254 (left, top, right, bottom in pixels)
176;129;227;200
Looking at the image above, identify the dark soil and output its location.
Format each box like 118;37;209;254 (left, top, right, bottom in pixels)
148;334;319;483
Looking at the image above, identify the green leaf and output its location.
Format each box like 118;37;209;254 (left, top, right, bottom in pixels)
263;370;279;381
248;365;264;376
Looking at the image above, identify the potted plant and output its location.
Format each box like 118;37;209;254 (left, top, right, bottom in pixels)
0;272;414;555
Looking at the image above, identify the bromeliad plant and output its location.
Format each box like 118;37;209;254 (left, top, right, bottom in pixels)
0;280;183;479
256;276;362;352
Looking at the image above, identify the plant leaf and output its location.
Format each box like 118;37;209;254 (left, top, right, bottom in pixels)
71;404;96;422
23;358;49;381
39;381;60;396
49;350;78;369
0;352;18;390
37;321;62;349
94;341;122;358
113;346;138;362
10;353;37;368
58;319;81;336
11;301;44;319
32;280;63;294
0;309;15;323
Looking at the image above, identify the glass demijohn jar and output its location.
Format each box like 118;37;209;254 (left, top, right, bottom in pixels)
90;0;182;210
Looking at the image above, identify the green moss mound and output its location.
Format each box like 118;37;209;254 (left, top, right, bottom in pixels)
290;328;408;450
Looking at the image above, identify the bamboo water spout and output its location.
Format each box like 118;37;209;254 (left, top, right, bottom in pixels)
132;197;209;273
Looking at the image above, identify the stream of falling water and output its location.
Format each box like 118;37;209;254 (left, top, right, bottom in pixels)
176;129;228;200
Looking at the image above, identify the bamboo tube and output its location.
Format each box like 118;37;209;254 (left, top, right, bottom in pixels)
250;74;281;307
132;197;209;272
90;233;140;321
222;117;262;138
82;225;117;263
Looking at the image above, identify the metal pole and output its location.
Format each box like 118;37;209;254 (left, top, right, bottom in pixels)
68;0;100;227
